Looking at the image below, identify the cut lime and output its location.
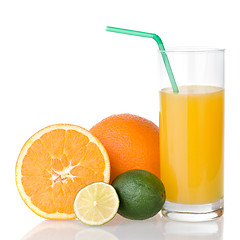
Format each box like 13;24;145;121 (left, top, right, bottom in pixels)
73;182;119;226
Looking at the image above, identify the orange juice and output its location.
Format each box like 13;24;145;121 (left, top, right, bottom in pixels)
159;85;224;204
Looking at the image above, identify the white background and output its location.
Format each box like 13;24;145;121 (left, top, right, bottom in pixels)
0;0;239;239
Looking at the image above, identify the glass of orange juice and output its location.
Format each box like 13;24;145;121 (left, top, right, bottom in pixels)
159;48;224;221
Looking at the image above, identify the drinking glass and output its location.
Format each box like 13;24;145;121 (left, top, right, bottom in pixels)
159;48;224;221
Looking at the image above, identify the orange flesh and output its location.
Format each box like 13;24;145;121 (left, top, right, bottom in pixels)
20;129;106;215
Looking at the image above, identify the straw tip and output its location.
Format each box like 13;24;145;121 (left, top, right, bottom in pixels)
105;26;111;32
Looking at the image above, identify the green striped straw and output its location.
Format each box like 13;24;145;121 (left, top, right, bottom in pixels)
106;26;179;93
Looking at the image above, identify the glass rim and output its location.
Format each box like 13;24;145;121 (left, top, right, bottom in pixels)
159;47;225;53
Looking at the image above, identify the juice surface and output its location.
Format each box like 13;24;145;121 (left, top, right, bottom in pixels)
159;85;224;204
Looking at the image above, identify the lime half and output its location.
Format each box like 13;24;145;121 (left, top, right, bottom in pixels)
73;182;119;226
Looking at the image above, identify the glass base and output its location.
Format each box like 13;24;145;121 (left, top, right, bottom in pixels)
161;198;223;222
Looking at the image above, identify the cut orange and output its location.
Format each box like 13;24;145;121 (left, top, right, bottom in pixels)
15;124;110;220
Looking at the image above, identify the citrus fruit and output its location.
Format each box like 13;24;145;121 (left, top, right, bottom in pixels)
15;124;110;220
112;169;166;220
73;182;119;226
90;114;159;182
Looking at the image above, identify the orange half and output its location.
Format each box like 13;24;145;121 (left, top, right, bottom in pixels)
15;124;110;220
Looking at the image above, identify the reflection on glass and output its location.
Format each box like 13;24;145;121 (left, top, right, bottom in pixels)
21;215;223;240
21;219;117;240
21;220;81;240
107;214;164;239
75;229;118;240
159;216;224;240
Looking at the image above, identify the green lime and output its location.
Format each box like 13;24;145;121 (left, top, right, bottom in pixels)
112;169;166;220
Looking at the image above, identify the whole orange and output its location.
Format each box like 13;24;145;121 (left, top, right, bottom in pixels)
90;114;160;182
